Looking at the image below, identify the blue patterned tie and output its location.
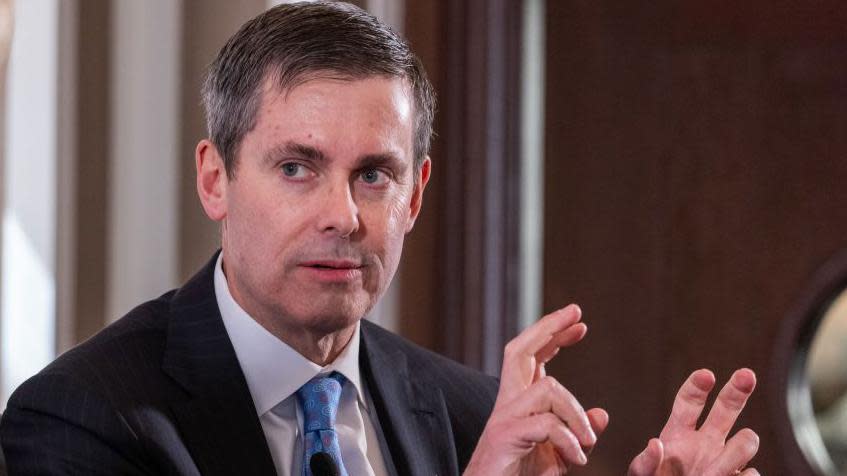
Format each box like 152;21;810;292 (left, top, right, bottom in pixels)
297;372;348;476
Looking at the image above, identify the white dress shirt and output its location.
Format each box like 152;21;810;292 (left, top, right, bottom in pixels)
214;254;389;476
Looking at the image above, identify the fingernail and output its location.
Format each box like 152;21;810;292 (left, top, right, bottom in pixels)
578;450;587;465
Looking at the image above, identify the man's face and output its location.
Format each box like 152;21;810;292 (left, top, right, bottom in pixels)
216;76;428;336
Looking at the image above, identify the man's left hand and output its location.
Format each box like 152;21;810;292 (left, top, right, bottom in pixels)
627;368;760;476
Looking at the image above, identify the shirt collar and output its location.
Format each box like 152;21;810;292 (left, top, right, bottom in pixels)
213;253;366;416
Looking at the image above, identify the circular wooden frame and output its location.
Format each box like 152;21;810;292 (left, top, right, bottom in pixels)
771;249;847;475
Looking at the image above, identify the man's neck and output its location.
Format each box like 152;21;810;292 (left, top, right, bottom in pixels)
219;255;359;366
250;312;357;366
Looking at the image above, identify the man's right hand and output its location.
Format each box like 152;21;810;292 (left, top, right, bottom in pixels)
463;304;609;475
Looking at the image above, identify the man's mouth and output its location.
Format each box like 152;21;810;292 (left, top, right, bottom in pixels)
300;260;363;270
298;260;365;282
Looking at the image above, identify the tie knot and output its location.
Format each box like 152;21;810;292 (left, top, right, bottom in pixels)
297;372;346;432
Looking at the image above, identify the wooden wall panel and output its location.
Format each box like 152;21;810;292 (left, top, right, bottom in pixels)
178;0;267;282
544;2;847;474
396;0;444;353
401;0;524;374
73;0;111;343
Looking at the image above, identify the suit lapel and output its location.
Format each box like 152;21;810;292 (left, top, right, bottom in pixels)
162;254;277;476
361;321;459;476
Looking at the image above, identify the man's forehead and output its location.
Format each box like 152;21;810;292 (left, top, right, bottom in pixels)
260;72;414;108
251;75;415;154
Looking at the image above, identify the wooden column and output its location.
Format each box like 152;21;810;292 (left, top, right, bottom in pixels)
438;0;524;374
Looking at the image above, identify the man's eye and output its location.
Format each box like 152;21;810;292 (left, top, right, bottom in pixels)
281;163;308;178
360;168;389;185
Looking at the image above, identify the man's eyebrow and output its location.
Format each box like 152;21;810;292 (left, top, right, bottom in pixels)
263;141;409;172
357;152;408;172
263;141;327;164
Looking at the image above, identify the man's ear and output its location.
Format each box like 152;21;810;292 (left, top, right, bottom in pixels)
405;156;431;233
196;139;228;221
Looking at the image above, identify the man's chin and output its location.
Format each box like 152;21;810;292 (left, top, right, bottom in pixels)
300;304;371;334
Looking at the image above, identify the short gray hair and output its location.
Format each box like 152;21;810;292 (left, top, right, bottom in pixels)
201;1;436;178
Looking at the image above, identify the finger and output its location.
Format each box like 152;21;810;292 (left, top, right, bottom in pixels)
532;323;587;382
627;438;663;476
661;369;716;438
707;428;759;476
536;322;588;364
533;362;547;382
701;368;757;440
500;304;582;398
504;376;596;447
587;407;610;437
585;408;609;455
517;413;588;466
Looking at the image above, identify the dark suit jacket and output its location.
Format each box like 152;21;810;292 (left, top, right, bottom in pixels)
0;255;498;475
0;425;6;476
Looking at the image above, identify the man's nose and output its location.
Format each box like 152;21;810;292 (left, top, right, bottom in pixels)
318;182;359;238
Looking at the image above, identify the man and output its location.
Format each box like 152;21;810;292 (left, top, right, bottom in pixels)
0;2;760;475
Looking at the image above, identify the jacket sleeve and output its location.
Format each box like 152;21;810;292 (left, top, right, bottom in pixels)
0;372;150;476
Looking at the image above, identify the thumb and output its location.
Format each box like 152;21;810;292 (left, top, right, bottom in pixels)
627;438;663;476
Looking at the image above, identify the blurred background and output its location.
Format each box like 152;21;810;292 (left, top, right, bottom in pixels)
1;0;847;474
